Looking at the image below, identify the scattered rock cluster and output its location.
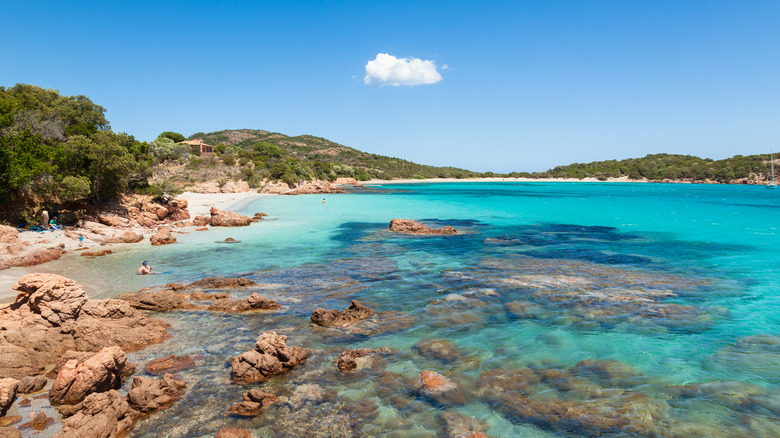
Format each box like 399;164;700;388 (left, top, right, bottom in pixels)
0;225;65;270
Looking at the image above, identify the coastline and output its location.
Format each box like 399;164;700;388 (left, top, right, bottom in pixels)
364;176;647;184
0;190;269;302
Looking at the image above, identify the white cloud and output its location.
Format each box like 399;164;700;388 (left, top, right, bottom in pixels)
363;53;443;87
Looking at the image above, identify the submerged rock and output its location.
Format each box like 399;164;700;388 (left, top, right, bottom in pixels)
389;219;458;235
413;339;461;364
216;429;253;438
438;411;488;438
477;365;674;437
79;249;113;257
19;411;54;431
413;370;466;406
144;355;196;375
229;332;309;384
311;300;375;327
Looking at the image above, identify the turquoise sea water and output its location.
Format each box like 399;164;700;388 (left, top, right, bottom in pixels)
71;183;780;436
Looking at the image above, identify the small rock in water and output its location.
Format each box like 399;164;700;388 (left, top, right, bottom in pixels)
19;412;53;431
229;332;309;383
414;370;466;406
311;300;375;327
144;355;196;375
388;218;458;235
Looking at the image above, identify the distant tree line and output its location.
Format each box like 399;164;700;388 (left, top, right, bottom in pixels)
532;153;772;182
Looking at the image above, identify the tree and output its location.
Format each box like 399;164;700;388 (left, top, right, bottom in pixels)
58;132;138;202
159;131;185;143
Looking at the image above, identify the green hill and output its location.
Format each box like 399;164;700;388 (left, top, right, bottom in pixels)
186;129;481;182
532;153;775;183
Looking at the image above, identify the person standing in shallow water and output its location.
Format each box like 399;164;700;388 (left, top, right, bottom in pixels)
322;198;326;205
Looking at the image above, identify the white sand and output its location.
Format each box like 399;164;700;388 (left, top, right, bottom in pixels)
0;190;269;302
179;190;268;217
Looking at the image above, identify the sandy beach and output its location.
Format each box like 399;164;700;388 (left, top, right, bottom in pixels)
0;190;269;302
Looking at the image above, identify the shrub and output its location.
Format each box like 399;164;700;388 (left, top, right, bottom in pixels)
61;175;91;201
222;154;236;166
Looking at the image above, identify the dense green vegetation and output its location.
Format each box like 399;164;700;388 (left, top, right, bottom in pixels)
0;84;153;208
533;153;773;183
190;129;482;183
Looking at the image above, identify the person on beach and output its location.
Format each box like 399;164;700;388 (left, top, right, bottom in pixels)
138;261;152;275
41;210;49;230
49;216;59;230
78;234;84;247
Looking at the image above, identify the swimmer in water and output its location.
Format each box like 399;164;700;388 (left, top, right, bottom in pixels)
138;260;152;275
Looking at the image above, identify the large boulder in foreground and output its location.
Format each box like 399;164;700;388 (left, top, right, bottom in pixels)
229;332;309;384
209;207;252;227
389;219;458;235
56;390;134;438
49;346;130;405
11;273;88;326
0;274;168;379
311;300;375;327
0;377;19;416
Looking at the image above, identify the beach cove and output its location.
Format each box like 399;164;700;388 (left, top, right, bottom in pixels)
3;181;780;437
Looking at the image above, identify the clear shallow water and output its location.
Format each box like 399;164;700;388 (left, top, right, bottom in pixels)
81;183;780;436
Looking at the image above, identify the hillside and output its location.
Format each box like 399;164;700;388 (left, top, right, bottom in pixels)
532;153;776;184
186;129;481;181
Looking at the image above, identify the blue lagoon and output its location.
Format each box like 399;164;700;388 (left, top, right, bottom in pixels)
88;182;780;437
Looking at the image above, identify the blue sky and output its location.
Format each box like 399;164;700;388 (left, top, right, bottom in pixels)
2;1;778;172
